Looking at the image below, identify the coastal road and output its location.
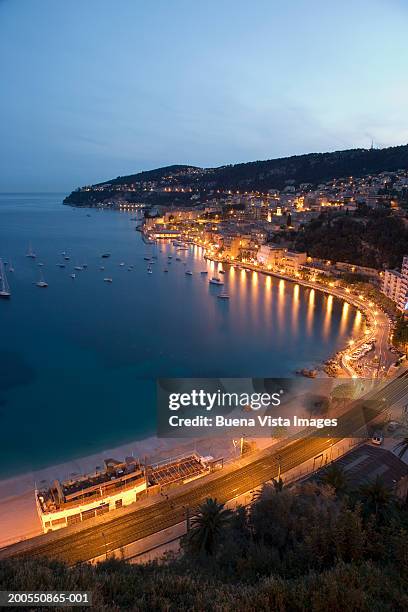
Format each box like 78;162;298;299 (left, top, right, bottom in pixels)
2;370;408;565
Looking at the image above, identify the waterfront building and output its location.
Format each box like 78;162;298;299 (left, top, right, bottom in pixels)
382;256;408;312
36;453;215;533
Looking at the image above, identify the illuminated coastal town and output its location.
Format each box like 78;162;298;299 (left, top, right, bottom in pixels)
2;1;408;608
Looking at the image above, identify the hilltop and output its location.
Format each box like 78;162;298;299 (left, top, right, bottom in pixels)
64;144;408;206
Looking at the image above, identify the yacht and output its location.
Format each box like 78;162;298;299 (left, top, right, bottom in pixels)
209;277;224;286
26;243;36;258
36;271;48;288
0;259;11;298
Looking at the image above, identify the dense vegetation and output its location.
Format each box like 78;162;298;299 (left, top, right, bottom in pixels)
2;475;408;611
294;207;408;269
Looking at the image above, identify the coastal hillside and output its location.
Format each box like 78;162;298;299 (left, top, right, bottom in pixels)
64;144;408;206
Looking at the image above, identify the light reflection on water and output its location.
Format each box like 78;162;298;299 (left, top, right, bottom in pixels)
0;194;366;475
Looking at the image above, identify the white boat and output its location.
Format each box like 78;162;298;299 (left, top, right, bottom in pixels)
147;267;153;275
71;273;76;279
104;277;113;283
217;292;230;300
209;277;224;285
185;270;193;275
26;243;36;258
36;271;48;288
0;259;11;298
74;266;83;271
119;262;125;267
38;262;44;267
100;266;105;271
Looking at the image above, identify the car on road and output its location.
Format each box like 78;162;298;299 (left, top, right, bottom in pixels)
371;432;384;445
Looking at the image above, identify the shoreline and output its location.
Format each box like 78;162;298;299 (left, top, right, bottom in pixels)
201;251;381;377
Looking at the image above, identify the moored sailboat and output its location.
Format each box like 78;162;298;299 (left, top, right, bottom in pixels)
0;259;11;298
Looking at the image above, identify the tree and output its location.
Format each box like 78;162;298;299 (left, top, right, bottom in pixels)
358;476;394;521
187;498;233;556
320;464;349;495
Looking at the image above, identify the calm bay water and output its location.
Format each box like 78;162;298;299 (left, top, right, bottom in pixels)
0;194;365;477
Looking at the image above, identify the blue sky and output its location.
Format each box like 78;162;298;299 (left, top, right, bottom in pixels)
0;0;407;191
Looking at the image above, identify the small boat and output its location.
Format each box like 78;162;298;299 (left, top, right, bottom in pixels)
61;251;66;256
82;264;88;269
147;267;153;275
167;256;173;259
164;269;169;273
200;270;208;275
64;256;70;261
57;263;65;268
185;270;193;275
0;259;11;298
176;257;182;262
8;261;14;273
219;270;225;274
36;271;48;288
218;292;230;300
26;243;36;258
74;266;83;271
119;262;125;267
100;266;105;271
143;256;151;261
101;253;111;258
71;273;76;279
209;277;224;286
38;262;44;267
104;277;113;283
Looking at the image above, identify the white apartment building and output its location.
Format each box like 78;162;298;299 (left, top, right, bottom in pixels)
382;256;408;313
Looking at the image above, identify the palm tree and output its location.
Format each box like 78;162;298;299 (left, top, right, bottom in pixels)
394;437;408;459
188;498;233;556
320;463;348;494
358;476;393;520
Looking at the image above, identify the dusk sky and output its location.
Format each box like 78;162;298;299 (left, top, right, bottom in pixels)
1;0;407;191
